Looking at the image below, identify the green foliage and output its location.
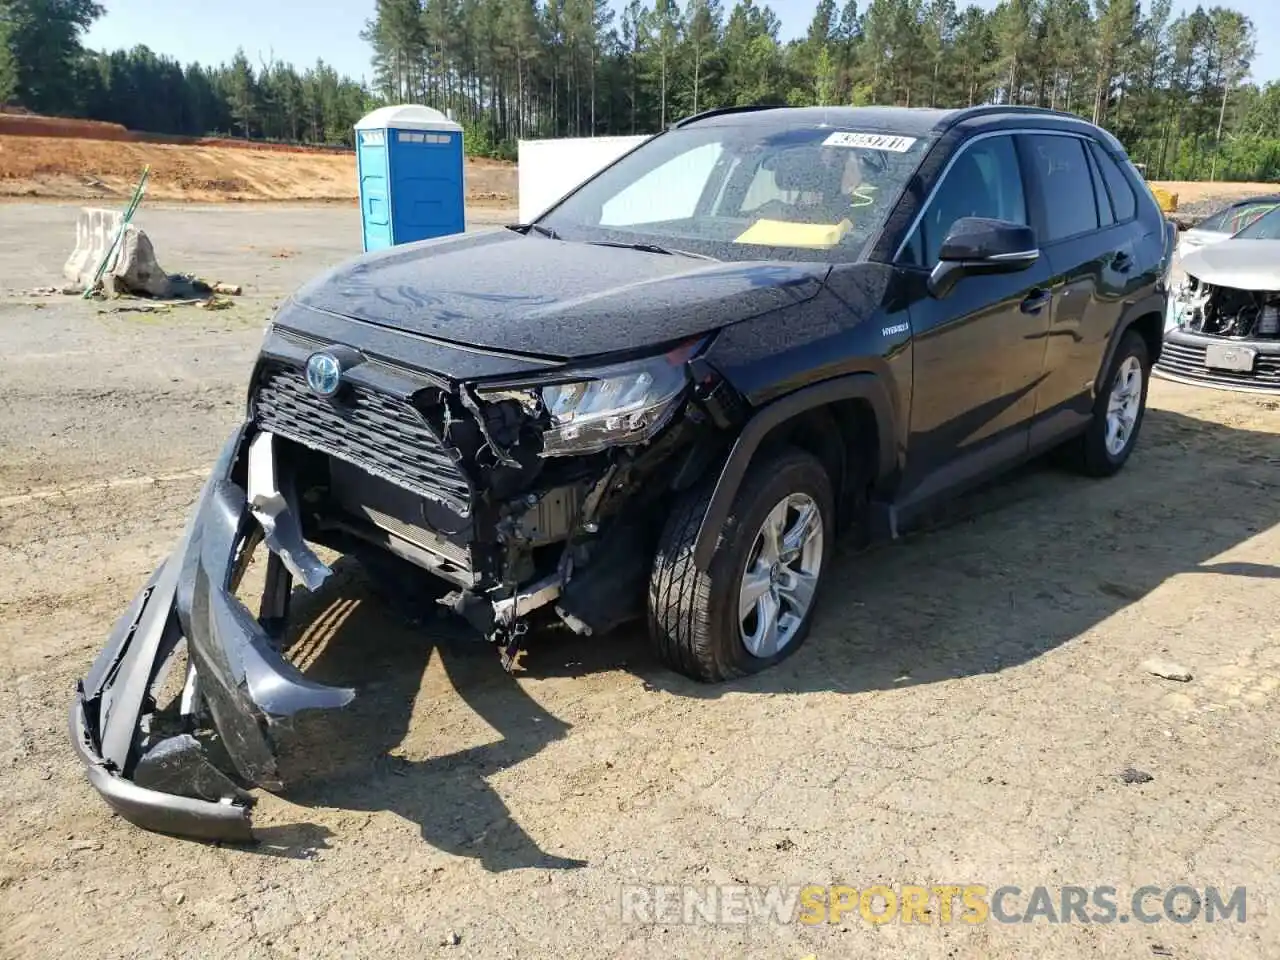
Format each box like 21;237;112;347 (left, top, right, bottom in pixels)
3;0;103;112
223;50;257;138
0;16;18;104
0;0;372;145
814;46;837;105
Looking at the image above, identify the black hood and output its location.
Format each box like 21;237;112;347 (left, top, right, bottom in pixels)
293;230;830;361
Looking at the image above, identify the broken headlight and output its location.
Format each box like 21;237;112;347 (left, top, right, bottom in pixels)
482;347;696;457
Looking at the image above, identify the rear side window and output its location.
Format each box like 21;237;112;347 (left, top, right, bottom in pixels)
902;134;1028;267
1025;135;1098;242
1084;147;1115;227
1089;142;1137;222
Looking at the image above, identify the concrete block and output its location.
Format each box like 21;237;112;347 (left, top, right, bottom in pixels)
108;225;172;298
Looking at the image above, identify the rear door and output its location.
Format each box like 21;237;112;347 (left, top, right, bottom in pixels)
1021;132;1136;444
897;133;1054;504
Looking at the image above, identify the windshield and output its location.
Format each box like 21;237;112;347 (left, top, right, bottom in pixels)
1234;205;1280;240
1197;200;1280;235
536;123;933;263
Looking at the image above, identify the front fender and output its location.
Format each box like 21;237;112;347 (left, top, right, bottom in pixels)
691;373;897;571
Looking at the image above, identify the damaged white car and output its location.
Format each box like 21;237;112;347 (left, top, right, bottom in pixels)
1174;194;1280;261
1158;204;1280;393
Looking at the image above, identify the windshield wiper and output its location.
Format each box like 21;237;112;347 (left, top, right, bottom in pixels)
585;240;719;261
506;222;561;240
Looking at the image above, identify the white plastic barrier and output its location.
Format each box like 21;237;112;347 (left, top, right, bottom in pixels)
517;135;650;222
64;207;124;287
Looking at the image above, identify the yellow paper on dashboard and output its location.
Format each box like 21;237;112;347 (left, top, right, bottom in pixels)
733;218;853;249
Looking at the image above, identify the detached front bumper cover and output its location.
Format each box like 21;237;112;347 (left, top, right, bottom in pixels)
69;425;354;842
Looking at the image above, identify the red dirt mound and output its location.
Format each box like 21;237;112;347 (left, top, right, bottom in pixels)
0;133;516;204
0;113;353;154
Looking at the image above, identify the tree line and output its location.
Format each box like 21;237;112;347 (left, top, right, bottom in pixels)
365;0;1278;179
0;0;374;146
3;0;1280;180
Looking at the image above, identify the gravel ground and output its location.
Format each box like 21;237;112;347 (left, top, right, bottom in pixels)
1;203;1278;960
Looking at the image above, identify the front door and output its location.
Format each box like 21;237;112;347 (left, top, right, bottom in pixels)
897;133;1053;505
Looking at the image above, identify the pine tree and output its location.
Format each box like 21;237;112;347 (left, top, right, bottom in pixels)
224;49;258;138
0;18;19;105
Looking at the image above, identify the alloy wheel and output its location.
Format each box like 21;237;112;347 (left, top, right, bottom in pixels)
738;492;825;658
1105;355;1144;457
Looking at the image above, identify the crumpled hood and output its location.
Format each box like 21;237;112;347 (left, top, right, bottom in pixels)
1181;238;1280;292
294;230;830;360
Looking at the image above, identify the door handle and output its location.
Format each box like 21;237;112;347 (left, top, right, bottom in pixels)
1112;250;1132;272
1020;288;1051;314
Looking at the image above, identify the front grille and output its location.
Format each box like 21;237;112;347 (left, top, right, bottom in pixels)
252;364;473;515
1156;340;1280;389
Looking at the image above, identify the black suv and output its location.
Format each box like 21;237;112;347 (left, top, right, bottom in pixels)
71;105;1174;841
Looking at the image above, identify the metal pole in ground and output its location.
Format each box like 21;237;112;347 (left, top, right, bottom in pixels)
82;165;152;299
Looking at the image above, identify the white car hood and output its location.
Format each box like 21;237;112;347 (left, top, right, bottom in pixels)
1176;230;1225;263
1180;239;1280;291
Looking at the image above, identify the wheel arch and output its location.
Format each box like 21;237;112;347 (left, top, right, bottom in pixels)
691;374;897;572
1096;294;1166;394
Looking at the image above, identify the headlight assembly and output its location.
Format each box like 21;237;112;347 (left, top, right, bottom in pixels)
479;343;700;457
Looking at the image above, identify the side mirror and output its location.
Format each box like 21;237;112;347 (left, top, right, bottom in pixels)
928;217;1040;298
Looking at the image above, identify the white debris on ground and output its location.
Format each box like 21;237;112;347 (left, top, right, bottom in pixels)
1142;657;1194;682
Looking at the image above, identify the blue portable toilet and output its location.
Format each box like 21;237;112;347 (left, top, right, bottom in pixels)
354;105;465;252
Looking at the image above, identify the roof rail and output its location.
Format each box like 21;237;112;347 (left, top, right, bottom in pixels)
672;103;786;129
938;103;1093;131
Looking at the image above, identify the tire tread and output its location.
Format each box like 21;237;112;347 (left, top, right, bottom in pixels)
648;447;832;682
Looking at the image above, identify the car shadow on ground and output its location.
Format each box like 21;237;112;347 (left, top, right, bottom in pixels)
265;406;1278;867
272;557;587;872
528;406;1280;697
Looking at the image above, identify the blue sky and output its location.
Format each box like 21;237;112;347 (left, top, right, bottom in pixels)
86;0;1280;87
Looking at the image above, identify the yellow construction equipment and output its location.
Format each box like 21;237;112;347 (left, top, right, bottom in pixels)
1148;185;1179;213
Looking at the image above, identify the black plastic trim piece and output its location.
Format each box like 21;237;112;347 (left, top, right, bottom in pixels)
674;104;788;128
69;697;255;843
1094;293;1167;396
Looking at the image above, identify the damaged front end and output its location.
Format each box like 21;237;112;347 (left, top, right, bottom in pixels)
71;320;743;841
70;425;354;842
1158;274;1280;391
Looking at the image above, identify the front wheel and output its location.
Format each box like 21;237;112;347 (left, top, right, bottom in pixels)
647;447;835;682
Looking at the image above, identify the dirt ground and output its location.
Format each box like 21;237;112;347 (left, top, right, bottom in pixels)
0;135;517;204
1;202;1278;960
1148;179;1278;205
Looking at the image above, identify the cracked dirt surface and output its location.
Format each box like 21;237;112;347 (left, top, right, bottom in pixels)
1;203;1278;960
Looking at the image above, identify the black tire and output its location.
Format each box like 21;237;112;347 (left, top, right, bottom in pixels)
1058;330;1151;477
647;446;835;682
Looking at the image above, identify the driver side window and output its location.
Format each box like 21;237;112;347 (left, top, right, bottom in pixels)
902;135;1028;268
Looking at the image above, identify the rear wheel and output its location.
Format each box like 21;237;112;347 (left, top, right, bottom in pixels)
648;447;834;682
1058;330;1150;477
